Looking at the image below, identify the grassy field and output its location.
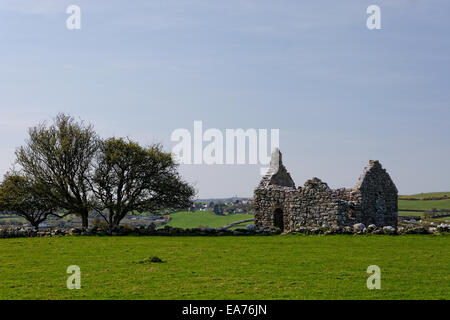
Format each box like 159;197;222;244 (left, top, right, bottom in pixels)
398;192;450;218
398;199;450;211
0;235;448;300
165;211;254;229
398;211;422;217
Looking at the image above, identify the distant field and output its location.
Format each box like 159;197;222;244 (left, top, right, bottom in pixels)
0;235;448;300
398;211;422;217
398;199;450;211
165;211;254;229
398;192;450;218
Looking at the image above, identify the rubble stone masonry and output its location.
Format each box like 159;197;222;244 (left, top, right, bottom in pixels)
254;149;398;232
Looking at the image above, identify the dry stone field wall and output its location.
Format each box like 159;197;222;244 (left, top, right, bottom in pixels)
254;149;399;233
1;219;449;238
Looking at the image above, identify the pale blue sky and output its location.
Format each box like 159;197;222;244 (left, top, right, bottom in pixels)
0;0;449;198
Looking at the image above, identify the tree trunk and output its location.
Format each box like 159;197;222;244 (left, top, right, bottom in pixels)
81;213;89;229
112;210;123;231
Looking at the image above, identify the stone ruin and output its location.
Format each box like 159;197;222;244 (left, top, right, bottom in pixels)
254;149;398;232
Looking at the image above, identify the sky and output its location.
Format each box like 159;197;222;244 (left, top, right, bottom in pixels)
0;0;449;198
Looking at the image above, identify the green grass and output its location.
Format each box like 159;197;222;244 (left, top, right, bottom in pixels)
398;199;450;211
165;211;254;229
398;211;423;217
0;235;448;300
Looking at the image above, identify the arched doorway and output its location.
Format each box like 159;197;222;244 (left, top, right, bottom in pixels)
273;208;284;231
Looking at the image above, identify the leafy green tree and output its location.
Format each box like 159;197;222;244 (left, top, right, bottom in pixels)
15;113;99;229
91;138;195;229
0;173;57;228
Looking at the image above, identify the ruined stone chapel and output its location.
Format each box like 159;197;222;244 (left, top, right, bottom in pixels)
254;149;398;232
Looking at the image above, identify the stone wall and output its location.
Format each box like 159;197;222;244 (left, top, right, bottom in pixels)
254;185;294;231
287;178;355;231
0;225;280;238
254;150;398;232
254;148;297;231
333;188;353;202
2;221;449;238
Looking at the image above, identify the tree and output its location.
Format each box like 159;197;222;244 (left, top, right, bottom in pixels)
91;138;195;229
0;173;57;229
15;113;99;229
213;203;224;215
